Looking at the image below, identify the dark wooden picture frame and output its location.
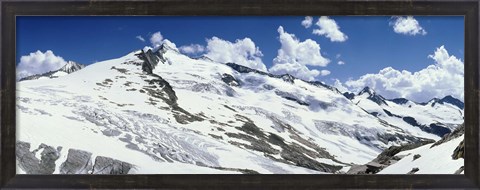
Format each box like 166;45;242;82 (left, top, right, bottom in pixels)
1;0;479;189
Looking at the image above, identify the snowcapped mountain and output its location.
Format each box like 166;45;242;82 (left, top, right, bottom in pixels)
19;61;85;81
346;87;463;140
16;44;463;174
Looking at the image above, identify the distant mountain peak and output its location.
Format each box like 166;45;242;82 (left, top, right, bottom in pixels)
358;86;375;96
19;61;85;81
358;86;388;106
59;61;85;74
419;96;464;109
438;95;464;109
156;43;180;54
390;98;410;105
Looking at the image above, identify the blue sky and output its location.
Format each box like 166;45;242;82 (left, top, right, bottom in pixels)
16;16;464;102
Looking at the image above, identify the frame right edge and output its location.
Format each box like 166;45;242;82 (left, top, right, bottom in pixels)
464;0;480;188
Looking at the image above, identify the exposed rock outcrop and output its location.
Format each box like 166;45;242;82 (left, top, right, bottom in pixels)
407;167;419;174
16;141;134;174
60;149;93;174
16;141;62;174
454;166;464;174
221;73;240;87
347;139;434;174
452;140;464;160
431;123;465;148
92;156;133;174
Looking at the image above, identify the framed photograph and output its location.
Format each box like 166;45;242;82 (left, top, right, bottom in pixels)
1;0;479;189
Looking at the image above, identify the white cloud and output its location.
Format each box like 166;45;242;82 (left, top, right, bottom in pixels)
150;32;164;48
179;44;205;54
337;61;346;65
143;31;178;51
301;16;313;28
312;16;348;42
336;54;341;59
332;79;349;93
16;50;67;80
204;37;267;72
390;16;427;36
269;26;330;81
136;35;145;42
320;70;331;76
340;46;463;102
269;62;320;81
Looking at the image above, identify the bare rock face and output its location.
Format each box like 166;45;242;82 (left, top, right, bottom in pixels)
92;156;133;174
346;139;434;174
413;154;421;161
17;141;134;174
431;123;465;148
454;166;464;174
407;167;419;174
60;149;93;174
16;141;62;174
452;140;464;160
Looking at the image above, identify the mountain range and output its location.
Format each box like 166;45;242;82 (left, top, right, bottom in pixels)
19;61;85;81
16;44;464;174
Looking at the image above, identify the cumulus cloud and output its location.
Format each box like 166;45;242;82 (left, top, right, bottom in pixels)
204;37;267;71
337;61;346;65
269;62;320;80
320;70;331;76
150;32;164;48
269;26;330;81
136;35;145;42
301;16;313;28
179;44;206;55
332;79;349;93
142;31;178;51
339;46;463;102
312;16;348;42
390;16;427;36
16;50;68;80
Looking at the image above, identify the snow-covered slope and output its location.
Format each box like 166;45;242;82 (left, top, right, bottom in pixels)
19;61;85;81
348;87;463;140
378;124;465;174
16;44;461;174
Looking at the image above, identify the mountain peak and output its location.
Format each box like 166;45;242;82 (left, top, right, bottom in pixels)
19;60;85;81
358;86;375;96
390;98;410;105
59;61;85;74
358;86;388;106
438;95;464;109
156;43;180;54
420;96;464;109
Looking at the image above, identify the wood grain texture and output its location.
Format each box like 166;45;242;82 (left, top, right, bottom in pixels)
1;0;479;189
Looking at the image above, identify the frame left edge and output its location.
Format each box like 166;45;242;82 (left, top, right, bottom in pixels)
1;0;18;188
